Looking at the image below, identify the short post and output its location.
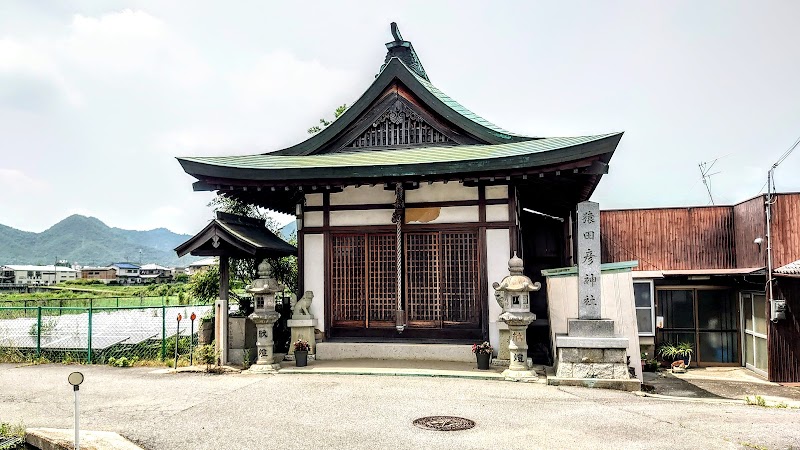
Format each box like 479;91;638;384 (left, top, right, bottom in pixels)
36;306;42;358
67;372;84;450
174;313;182;370
189;312;196;366
87;304;92;364
161;305;166;360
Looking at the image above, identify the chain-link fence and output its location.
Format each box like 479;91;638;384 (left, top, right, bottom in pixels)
0;301;212;366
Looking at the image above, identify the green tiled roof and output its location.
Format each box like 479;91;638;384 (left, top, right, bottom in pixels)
411;69;526;140
178;132;622;185
181;133;618;171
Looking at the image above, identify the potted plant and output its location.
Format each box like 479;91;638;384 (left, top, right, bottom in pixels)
472;341;493;370
658;342;694;368
294;339;311;367
675;342;693;367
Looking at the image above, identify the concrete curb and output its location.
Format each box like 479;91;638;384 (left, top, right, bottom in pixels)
274;367;506;381
633;391;746;405
26;428;142;450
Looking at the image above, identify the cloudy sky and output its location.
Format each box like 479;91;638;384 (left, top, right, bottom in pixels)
1;1;799;235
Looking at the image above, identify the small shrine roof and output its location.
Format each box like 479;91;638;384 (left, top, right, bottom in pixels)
175;212;296;259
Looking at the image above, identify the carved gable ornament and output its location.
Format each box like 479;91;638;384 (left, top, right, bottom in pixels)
344;98;454;150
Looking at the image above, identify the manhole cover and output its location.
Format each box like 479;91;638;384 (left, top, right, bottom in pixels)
413;416;475;431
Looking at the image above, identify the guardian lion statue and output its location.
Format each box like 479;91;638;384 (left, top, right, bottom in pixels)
291;290;314;317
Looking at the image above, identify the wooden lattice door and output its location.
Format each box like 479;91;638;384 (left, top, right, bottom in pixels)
330;231;481;334
405;231;480;329
330;233;396;328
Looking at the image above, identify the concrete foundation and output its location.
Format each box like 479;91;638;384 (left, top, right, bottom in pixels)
315;342;472;362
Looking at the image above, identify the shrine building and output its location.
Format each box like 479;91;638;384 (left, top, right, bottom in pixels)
178;24;624;359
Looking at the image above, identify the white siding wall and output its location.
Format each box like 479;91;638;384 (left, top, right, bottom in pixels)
545;271;643;380
303;233;325;331
485;185;508;200
486;228;511;354
331;185;395;205
485;204;509;222
331;210;394;226
406;182;478;202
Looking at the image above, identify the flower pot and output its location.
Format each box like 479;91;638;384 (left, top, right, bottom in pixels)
295;350;308;367
476;352;491;370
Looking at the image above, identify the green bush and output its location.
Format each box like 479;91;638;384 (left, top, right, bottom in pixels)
108;356;138;367
194;344;217;370
174;273;189;283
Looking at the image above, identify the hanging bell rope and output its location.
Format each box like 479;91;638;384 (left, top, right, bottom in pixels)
391;183;406;332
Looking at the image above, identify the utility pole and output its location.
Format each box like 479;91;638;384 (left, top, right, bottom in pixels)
765;136;800;316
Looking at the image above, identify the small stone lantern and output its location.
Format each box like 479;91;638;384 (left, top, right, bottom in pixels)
246;260;282;372
493;252;541;381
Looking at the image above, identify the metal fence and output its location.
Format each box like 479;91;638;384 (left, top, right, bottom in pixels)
0;302;212;365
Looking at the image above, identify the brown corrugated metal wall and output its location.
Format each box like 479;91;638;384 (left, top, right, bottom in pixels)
601;207;735;270
771;279;800;383
771;194;800;268
733;196;766;268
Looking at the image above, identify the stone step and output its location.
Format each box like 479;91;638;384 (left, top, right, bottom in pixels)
316;342;474;362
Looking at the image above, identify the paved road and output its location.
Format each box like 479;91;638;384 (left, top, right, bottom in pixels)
1;363;798;450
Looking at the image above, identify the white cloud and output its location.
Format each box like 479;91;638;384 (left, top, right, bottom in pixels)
0;169;50;194
0;38;84;108
61;9;210;87
228;50;357;111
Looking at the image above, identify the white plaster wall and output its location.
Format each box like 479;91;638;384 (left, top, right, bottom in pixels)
485;185;508;200
305;193;323;207
406;205;479;224
330;209;394;226
331;185;395;205
304;211;323;227
485;204;509;222
545;271;642;380
406;182;478;203
486;228;510;355
303;233;325;331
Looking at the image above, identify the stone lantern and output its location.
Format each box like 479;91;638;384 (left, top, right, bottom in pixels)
493;252;541;381
246;260;282;372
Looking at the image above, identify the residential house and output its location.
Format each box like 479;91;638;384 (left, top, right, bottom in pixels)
80;266;117;283
110;263;141;284
0;265;78;285
185;257;218;276
139;263;172;283
601;193;800;382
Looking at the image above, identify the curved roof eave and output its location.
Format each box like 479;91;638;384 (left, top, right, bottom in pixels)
177;132;622;183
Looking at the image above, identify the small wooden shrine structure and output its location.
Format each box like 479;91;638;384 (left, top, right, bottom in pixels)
177;24;622;360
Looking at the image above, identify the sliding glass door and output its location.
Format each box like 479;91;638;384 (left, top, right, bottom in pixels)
741;292;768;376
657;287;739;365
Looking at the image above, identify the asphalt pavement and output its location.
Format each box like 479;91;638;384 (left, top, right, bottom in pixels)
1;363;798;450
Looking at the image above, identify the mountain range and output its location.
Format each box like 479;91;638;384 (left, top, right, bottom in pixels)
0;215;199;267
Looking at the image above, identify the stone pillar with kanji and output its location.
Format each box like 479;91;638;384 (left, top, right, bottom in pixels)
550;201;638;390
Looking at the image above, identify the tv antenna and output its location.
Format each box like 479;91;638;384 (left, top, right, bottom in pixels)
698;159;721;205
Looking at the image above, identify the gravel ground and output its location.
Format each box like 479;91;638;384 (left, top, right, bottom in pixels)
1;363;798;450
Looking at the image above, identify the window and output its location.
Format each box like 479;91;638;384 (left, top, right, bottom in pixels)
634;280;655;336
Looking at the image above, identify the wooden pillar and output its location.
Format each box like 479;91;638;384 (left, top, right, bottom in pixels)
217;256;230;365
